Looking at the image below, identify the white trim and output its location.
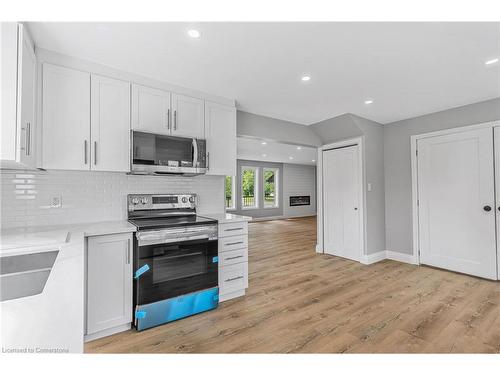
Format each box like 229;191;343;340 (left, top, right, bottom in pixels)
386;251;419;265
317;137;366;262
84;323;131;342
361;251;386;265
250;214;316;222
410;120;500;266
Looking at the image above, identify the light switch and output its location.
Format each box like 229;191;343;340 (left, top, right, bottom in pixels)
367;183;372;192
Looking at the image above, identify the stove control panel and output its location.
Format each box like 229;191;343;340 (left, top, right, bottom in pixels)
128;193;197;211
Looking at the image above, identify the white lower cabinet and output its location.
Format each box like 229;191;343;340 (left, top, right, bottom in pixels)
218;221;249;302
85;233;133;341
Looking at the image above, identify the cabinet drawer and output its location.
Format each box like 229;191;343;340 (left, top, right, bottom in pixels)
218;222;248;238
219;262;248;295
219;248;248;267
219;235;248;252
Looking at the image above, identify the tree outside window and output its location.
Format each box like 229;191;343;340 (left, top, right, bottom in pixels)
264;168;278;208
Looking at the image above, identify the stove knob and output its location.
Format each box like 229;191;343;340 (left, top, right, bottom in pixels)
141;197;148;205
131;197;140;205
181;197;188;203
189;196;195;203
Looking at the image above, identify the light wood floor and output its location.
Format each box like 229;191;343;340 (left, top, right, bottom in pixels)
86;216;500;353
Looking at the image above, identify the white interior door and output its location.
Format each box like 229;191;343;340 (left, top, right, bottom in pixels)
494;126;500;280
417;127;497;279
323;145;361;261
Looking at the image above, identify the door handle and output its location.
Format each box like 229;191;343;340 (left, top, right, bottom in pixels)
483;205;492;212
167;109;170;130
84;140;88;164
94;141;97;165
174;110;177;130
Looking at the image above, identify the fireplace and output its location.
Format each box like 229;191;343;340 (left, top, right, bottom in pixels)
289;196;310;206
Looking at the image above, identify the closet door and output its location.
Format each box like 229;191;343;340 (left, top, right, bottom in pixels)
417;128;497;279
494;126;500;280
323;145;361;261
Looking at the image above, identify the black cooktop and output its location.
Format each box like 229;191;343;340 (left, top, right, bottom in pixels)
128;215;217;231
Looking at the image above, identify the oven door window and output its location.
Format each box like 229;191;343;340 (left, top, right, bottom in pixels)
153;249;206;284
135;238;218;305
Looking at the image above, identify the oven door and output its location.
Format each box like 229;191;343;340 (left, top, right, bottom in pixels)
134;238;218;306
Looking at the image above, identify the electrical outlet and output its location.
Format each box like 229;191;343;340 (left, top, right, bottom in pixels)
367;183;373;192
50;195;62;208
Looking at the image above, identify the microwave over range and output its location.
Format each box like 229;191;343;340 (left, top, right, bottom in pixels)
131;131;207;176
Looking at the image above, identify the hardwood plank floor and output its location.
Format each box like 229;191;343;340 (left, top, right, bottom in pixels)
85;216;500;353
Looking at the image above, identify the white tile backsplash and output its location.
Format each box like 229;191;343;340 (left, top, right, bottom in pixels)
0;170;224;229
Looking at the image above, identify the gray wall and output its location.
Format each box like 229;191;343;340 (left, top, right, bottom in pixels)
311;114;386;254
384;97;500;254
237;111;321;146
283;164;317;218
232;159;284;218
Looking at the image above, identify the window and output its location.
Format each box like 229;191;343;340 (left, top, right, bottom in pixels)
241;166;258;209
225;176;236;210
263;168;279;208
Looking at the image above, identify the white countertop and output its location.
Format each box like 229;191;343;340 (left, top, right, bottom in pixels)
199;212;252;223
0;220;136;256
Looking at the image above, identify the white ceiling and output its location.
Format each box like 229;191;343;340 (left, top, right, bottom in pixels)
237;137;317;166
28;22;500;125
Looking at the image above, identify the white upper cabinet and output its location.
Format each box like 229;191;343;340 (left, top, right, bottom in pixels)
171;93;205;138
0;23;37;169
42;64;91;170
91;75;131;172
205;101;237;176
131;84;171;135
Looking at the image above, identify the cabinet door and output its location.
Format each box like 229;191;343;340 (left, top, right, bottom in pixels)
171;93;205;138
205;101;236;176
91;75;131;172
131;84;171;135
42;64;90;170
87;233;132;335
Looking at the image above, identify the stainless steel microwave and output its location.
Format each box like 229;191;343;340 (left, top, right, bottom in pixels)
131;131;207;176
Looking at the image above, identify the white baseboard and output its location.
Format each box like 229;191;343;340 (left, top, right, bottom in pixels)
361;251;386;265
251;214;316;222
315;244;322;253
386;250;419;265
359;250;418;266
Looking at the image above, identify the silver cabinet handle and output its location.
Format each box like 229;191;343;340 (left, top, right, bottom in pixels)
167;109;170;130
225;255;244;261
94;141;97;165
84;140;88;164
127;239;131;264
207;151;210;170
26;122;31;156
225;276;244;282
174;110;177;130
226;241;244;246
225;228;243;232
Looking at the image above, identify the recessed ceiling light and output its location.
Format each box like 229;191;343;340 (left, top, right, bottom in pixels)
485;58;499;65
301;75;311;82
187;29;201;39
364;99;374;105
289;156;294;160
296;146;302;150
261;141;267;145
262;154;267;157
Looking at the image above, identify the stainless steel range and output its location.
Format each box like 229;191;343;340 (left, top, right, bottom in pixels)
127;193;219;331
